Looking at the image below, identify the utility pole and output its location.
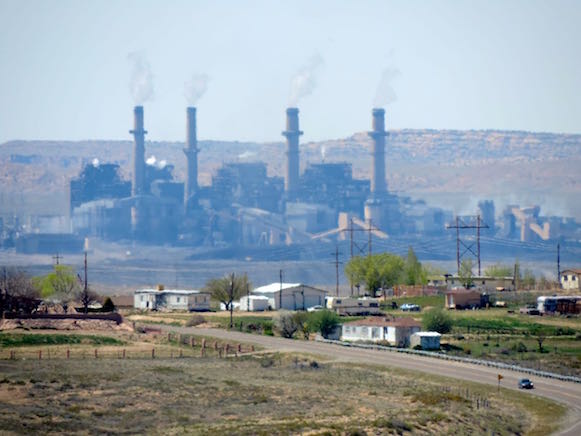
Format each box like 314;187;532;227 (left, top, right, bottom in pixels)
52;253;62;266
446;215;489;276
82;251;88;313
557;243;561;288
246;281;250;312
229;273;235;328
279;269;283;310
368;220;372;257
331;246;343;297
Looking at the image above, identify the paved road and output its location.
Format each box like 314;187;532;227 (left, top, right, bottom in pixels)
159;325;581;435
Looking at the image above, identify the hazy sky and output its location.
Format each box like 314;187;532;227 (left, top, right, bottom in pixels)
1;0;580;144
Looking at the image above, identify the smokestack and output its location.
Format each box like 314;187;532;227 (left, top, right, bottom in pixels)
368;108;388;195
183;107;199;210
282;107;303;200
130;106;147;196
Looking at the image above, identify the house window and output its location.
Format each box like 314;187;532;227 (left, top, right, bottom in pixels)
564;276;568;281
573;276;577;281
176;297;181;303
372;327;380;338
344;326;351;334
361;327;368;335
140;296;144;302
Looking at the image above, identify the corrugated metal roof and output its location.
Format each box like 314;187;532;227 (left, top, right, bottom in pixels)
344;317;421;328
134;289;206;295
413;331;441;337
252;283;307;294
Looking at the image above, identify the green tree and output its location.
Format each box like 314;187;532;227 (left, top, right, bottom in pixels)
311;310;341;339
459;260;474;288
484;263;513;278
422;308;452;334
204;273;250;328
344;253;406;297
401;247;427;285
35;265;81;301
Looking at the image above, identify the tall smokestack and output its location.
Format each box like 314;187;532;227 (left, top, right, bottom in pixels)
183;107;199;210
368;108;388;195
282;107;303;200
130;106;147;196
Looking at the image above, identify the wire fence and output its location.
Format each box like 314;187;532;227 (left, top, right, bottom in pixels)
0;333;256;361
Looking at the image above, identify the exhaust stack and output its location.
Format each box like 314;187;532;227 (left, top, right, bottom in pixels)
368;108;388;195
282;107;303;200
130;106;147;196
183;107;199;210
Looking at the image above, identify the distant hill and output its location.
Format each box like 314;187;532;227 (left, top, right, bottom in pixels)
1;129;580;219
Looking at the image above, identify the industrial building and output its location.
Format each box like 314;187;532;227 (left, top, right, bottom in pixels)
57;101;581;260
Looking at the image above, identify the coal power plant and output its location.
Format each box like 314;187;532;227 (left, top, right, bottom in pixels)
65;102;577;261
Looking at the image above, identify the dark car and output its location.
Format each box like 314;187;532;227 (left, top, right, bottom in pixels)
518;378;534;389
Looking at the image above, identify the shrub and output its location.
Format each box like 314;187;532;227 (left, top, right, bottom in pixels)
310;310;341;339
422;308;452;334
186;315;206;327
274;311;299;338
513;342;528;353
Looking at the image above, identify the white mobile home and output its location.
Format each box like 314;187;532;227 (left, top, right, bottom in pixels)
325;297;382;316
251;283;327;311
134;288;211;311
341;317;422;347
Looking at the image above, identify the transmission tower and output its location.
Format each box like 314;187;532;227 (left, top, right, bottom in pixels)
446;215;489;276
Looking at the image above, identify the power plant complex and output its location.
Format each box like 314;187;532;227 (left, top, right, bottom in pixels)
63;104;580;261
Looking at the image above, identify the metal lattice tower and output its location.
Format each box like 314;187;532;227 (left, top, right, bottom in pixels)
446;215;489;276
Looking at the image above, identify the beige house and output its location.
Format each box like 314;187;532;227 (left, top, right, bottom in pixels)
561;269;581;290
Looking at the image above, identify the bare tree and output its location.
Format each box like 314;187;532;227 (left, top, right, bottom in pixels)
204;273;250;328
0;267;41;314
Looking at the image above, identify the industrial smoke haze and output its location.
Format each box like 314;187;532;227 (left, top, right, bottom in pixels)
373;67;400;108
288;54;324;107
184;73;209;105
127;52;154;105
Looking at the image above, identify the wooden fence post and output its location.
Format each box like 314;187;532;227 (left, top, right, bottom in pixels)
213;340;218;350
152;348;155;359
67;349;70;359
122;349;126;359
38;350;42;360
167;332;172;342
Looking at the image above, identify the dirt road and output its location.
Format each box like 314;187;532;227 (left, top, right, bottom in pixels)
159;324;581;436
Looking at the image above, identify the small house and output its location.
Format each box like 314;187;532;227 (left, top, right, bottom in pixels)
239;295;269;312
560;269;581;291
410;331;441;350
251;283;327;311
341;317;421;347
445;288;488;309
134;287;210;311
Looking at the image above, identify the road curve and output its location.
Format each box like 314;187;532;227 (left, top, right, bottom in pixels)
160;325;581;435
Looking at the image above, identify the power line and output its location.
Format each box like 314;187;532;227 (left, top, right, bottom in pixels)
446;215;489;276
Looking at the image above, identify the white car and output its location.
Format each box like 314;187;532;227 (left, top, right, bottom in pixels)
307;305;324;312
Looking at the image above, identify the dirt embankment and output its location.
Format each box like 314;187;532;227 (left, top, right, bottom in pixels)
0;318;134;332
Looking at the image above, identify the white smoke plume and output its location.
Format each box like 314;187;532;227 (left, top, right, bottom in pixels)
184;73;210;105
146;155;167;169
238;151;256;160
288;54;324;107
320;145;326;162
373;67;400;108
127;52;154;105
92;158;100;167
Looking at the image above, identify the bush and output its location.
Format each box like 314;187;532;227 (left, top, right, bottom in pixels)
186;315;206;327
274;311;299;338
513;342;528;353
422;308;452;334
310;310;341;338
